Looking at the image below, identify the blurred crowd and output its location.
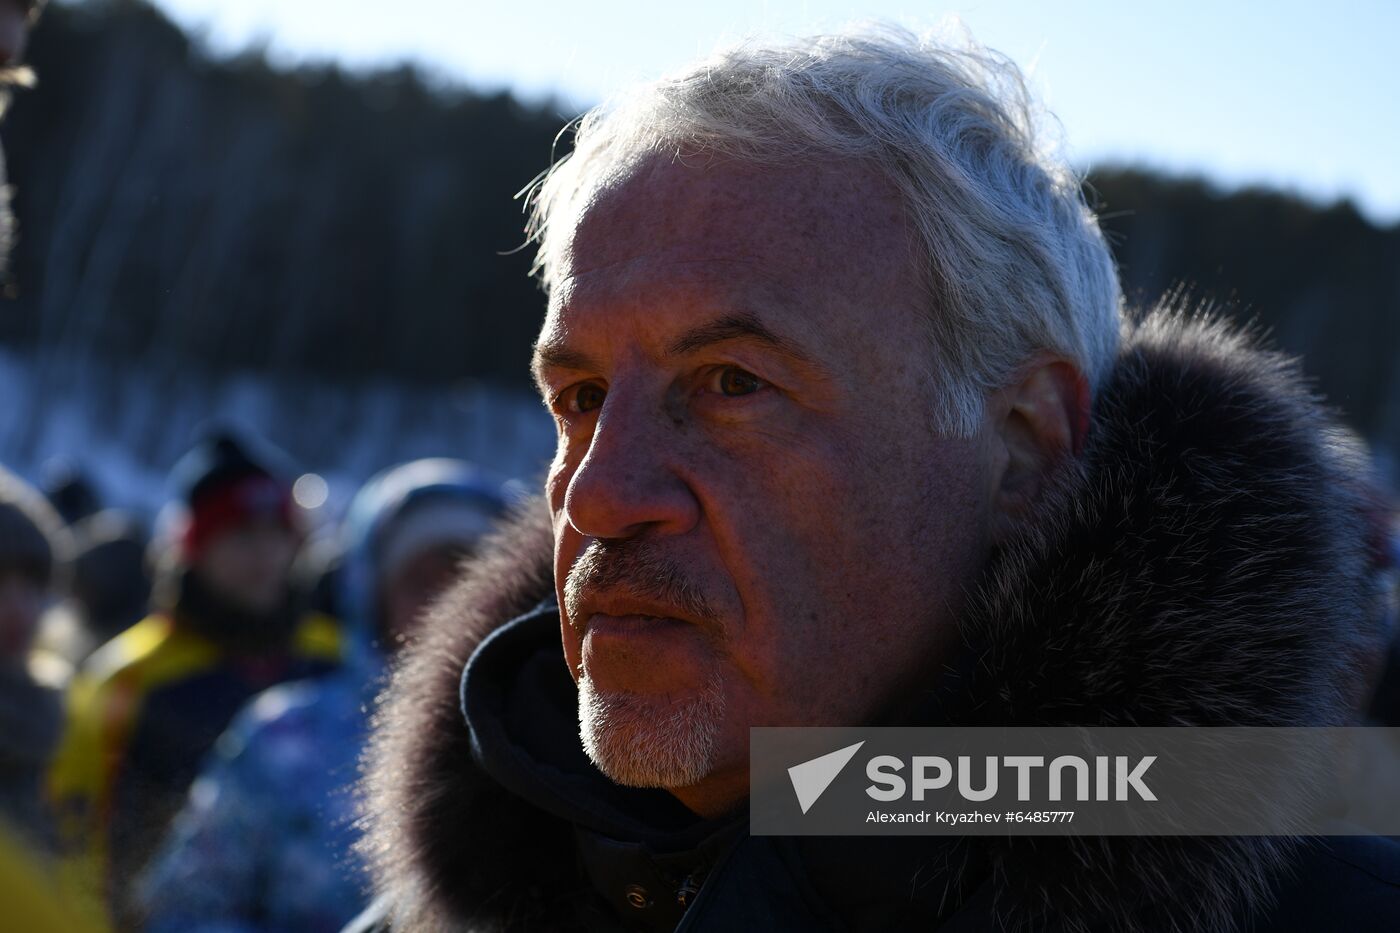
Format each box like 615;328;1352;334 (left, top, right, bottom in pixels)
0;6;516;924
3;429;520;931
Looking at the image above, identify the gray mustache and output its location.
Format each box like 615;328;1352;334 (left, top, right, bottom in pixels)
563;539;721;630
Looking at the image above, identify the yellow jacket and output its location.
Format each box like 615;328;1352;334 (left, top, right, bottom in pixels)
0;823;109;932
48;612;341;905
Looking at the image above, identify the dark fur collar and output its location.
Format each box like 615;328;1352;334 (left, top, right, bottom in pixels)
358;306;1378;932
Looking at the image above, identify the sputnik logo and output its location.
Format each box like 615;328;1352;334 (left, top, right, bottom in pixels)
787;741;865;814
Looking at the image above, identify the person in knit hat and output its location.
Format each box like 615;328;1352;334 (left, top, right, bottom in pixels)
158;431;307;644
48;430;343;924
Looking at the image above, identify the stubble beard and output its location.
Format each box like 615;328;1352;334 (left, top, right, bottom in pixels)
577;669;726;789
564;536;728;788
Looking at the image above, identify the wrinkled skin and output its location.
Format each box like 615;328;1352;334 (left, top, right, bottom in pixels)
533;153;1020;816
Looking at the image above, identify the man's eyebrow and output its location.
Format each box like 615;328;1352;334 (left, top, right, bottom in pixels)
530;342;599;396
530;310;826;394
665;312;818;368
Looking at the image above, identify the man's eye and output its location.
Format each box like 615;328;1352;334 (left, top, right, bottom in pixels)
710;366;766;397
562;383;606;414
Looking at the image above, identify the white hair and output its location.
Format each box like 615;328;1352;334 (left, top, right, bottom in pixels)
525;25;1123;437
578;670;725;788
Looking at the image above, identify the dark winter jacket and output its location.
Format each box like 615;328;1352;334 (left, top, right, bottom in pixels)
356;308;1400;933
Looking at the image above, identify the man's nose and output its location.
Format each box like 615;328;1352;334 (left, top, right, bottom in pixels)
0;1;28;71
563;392;700;542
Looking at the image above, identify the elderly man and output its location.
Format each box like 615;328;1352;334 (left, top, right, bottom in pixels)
358;28;1400;933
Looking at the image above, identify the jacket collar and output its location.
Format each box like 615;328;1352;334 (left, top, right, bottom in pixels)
461;600;737;849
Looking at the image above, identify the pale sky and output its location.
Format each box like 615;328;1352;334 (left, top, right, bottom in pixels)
149;0;1400;224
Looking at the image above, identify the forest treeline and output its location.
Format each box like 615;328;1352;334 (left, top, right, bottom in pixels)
3;0;1397;453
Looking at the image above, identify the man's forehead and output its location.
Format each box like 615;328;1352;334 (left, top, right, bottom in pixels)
532;153;928;387
554;151;914;294
547;255;792;326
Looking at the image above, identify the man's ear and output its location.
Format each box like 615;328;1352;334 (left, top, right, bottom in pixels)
987;355;1090;544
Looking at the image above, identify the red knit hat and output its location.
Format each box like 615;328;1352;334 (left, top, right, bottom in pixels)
172;433;296;561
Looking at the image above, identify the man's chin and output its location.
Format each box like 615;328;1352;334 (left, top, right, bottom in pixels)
577;672;726;789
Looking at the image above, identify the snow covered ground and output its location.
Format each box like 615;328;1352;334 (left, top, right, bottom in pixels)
0;347;556;525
